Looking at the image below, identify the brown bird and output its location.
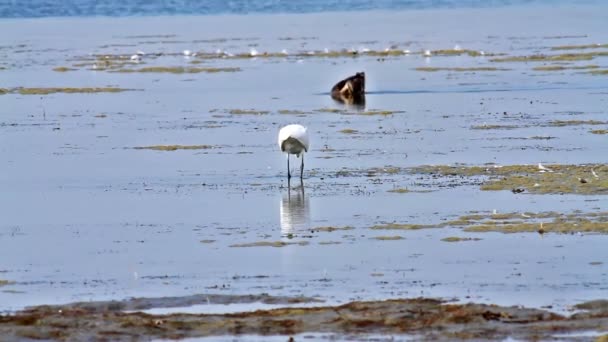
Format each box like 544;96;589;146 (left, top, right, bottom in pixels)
331;72;366;106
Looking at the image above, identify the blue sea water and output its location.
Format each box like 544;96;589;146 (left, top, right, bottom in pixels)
0;0;601;18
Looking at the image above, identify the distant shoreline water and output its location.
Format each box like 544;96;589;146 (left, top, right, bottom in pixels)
0;0;601;19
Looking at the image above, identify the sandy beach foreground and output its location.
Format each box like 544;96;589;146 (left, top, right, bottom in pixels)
1;3;608;340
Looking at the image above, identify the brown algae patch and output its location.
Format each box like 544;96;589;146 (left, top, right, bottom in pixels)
415;67;509;72
591;130;608;134
229;241;309;248
2;297;607;340
11;87;132;95
411;164;608;195
339;128;358;134
532;65;599;71
133;145;214;151
110;66;241;73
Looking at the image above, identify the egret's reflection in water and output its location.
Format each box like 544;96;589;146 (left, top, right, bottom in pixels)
279;182;310;238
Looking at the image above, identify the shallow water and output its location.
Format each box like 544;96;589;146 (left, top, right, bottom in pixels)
1;0;603;18
1;4;608;316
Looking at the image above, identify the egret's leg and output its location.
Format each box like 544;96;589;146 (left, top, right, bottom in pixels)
300;154;304;179
287;154;291;180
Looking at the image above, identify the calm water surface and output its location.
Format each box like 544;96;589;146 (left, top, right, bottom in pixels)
0;2;607;316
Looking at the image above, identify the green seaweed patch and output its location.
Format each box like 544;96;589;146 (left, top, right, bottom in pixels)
314;108;347;114
372;235;405;240
53;66;77;72
318;241;342;245
551;43;608;50
330;165;409;178
411;164;608;195
375;210;608;234
339;128;358;134
0;88;8;95
110;66;241;74
134;145;214;151
278;109;308;115
547;120;607;127
230;241;309;248
371;223;432;230
0;280;14;286
191;48;494;61
314;108;404;116
532;65;599;71
200;240;216;244
464;220;608;234
430;49;488;57
415;67;509;72
228;109;270;115
312;226;354;233
588;69;608;75
360;110;405;116
491;52;608;63
591;129;608;134
13;87;131;95
471;124;520;130
70;55;148;70
441;236;482;242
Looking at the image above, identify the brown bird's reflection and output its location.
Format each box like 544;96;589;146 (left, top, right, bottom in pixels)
280;181;310;238
330;71;366;108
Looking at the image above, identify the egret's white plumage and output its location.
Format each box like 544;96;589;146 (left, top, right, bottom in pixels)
278;124;309;180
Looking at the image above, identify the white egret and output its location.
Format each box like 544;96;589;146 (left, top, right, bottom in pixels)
278;124;309;180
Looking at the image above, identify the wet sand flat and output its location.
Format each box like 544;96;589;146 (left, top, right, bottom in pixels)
1;3;608;340
3;296;608;341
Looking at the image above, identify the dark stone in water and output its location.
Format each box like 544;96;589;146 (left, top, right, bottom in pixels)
331;72;365;106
